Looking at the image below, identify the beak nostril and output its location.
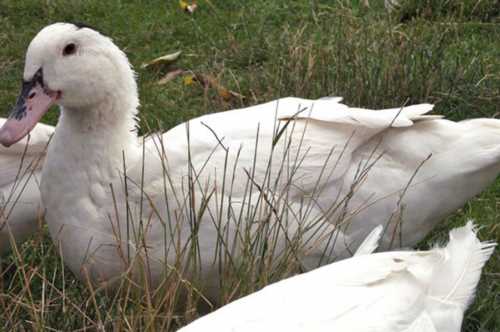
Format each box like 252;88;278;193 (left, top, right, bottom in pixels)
28;92;36;99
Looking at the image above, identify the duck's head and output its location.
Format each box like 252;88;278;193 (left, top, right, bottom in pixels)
0;23;138;147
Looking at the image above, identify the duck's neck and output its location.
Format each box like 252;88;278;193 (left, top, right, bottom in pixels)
50;89;141;178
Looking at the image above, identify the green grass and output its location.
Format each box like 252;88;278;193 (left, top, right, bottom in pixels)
0;0;499;331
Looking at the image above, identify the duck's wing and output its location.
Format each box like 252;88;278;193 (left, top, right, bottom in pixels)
149;97;437;187
277;99;437;128
136;96;353;198
0;119;54;255
133;97;439;262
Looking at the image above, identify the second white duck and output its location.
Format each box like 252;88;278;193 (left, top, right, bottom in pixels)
0;119;53;255
179;221;496;332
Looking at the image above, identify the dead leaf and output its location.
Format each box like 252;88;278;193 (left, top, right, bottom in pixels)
179;0;188;10
217;87;232;100
142;51;182;69
212;82;244;101
221;89;245;101
157;69;185;85
187;73;244;101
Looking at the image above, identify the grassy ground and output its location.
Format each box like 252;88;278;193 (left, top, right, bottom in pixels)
0;0;499;331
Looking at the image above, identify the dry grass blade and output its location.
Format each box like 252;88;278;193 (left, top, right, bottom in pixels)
157;69;185;85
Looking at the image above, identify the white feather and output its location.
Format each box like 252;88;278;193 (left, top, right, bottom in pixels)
354;225;383;256
429;221;496;309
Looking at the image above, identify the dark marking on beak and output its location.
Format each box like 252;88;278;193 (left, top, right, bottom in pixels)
0;67;56;147
11;68;44;121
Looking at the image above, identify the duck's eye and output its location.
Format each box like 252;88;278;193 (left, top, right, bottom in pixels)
63;43;77;56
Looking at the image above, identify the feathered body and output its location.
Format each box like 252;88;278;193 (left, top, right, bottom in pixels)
179;222;496;332
1;23;500;296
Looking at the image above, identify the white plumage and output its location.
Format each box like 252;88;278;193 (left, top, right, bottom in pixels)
0;119;53;255
1;23;499;299
179;221;495;332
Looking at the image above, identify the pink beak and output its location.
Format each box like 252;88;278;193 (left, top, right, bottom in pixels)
0;69;58;147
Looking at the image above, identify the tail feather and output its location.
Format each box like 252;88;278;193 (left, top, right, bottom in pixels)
354;225;383;256
396;103;434;118
381;103;439;124
398;104;442;122
429;221;496;309
317;96;343;103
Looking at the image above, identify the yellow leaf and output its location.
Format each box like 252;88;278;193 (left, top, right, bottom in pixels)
183;75;194;86
179;0;188;10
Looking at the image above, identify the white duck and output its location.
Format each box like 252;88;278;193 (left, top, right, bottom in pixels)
0;118;53;255
179;221;496;332
1;23;500;295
